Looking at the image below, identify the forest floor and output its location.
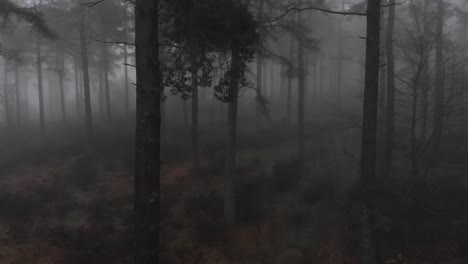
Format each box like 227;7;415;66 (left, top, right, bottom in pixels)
0;123;468;263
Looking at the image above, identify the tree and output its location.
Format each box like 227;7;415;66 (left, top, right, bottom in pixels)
79;3;92;142
395;0;436;178
134;0;161;262
35;0;46;139
360;0;381;262
3;59;11;129
256;0;264;127
384;0;396;177
94;0;125;120
0;0;55;41
57;47;66;122
337;0;344;107
432;0;444;162
14;57;20;126
297;12;305;168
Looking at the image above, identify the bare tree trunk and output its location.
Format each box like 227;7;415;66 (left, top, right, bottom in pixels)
190;50;200;170
161;98;166;146
256;0;264;126
78;60;84;115
337;0;344;108
123;6;130;115
224;43;241;226
102;43;111;120
420;65;429;141
36;29;45;139
287;34;294;124
269;60;274;98
134;0;161;262
74;57;81;118
432;0;444;161
378;54;386;125
99;63;104;115
79;5;93;142
14;60;20;126
384;0;396;178
318;53;323;99
361;0;381;263
3;60;11;129
58;50;66;122
411;87;419;177
183;100;189;128
297;12;305;168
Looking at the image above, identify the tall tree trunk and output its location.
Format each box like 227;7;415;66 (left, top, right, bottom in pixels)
411;86;419;178
99;63;104;115
14;60;20;126
183;100;189;128
36;28;45;139
420;65;429;141
124;44;130;114
123;6;130;115
74;57;81;118
269;60;274;98
337;0;344;108
134;0;161;262
318;53;323;99
378;53;386;124
224;43;241;225
79;5;93;142
58;50;66;122
379;10;387;123
384;0;396;178
190;50;199;170
361;0;381;263
3;60;11;129
78;60;84;115
297;12;305;168
102;43;111;120
432;0;444;161
161;98;166;146
256;0;264;126
287;34;294;124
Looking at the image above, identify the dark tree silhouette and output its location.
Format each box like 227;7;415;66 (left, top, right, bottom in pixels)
360;0;381;262
134;0;161;262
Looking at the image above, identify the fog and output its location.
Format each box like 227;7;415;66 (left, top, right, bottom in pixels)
0;0;468;263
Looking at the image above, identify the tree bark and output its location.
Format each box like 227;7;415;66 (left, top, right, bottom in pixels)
58;49;66;122
123;6;130;115
297;12;305;168
224;43;241;225
337;0;344;108
99;61;104;115
36;28;45;139
384;0;396;178
269;60;274;98
14;60;20;126
256;0;263;126
183;100;189;128
134;0;161;262
3;60;11;129
432;0;444;161
287;34;294;124
74;57;81;118
190;49;199;170
361;0;381;263
79;5;93;142
102;43;111;120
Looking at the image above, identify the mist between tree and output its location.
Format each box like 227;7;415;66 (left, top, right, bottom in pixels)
0;0;468;263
